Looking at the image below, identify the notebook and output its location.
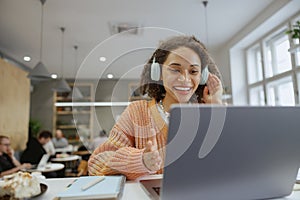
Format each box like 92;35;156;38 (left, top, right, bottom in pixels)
140;105;300;200
57;175;126;200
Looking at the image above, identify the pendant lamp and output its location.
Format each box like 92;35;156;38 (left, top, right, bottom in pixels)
53;27;71;92
28;0;51;80
202;0;209;48
68;45;84;100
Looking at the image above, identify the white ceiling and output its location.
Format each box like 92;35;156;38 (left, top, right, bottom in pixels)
0;0;275;80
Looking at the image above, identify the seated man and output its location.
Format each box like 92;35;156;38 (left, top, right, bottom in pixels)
52;129;69;148
20;130;52;164
20;131;60;178
0;135;31;177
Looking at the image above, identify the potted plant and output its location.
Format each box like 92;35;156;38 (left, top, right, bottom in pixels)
286;20;300;45
29;119;41;138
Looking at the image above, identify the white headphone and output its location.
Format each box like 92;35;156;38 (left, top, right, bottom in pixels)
150;58;209;85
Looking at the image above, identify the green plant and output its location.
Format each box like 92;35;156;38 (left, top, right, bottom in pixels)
286;20;300;40
29;119;41;137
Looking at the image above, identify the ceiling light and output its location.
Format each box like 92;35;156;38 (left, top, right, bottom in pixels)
23;56;31;62
99;57;106;62
202;0;209;47
27;0;51;80
107;73;114;79
67;45;84;100
51;73;58;79
52;27;71;92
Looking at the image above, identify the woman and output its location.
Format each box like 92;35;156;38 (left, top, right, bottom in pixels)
88;35;223;179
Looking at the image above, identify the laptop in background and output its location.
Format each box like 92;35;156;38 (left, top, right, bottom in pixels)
26;154;50;171
140;106;300;200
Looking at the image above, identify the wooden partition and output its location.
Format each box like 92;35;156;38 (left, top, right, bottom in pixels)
0;58;30;150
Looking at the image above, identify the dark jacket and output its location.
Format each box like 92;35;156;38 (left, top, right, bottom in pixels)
20;137;46;164
0;153;15;173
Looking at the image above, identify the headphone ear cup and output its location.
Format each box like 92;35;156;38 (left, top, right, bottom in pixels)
151;62;160;81
199;66;209;85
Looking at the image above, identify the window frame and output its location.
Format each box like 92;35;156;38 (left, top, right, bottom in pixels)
246;13;300;106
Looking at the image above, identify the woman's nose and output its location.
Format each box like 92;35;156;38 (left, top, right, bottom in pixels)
178;70;191;82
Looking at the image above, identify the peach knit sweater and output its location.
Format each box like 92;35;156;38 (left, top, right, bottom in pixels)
88;99;168;180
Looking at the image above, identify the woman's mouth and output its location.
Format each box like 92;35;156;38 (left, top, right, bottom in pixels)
174;86;192;91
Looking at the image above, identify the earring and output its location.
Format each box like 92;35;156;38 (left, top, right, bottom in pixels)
150;57;160;81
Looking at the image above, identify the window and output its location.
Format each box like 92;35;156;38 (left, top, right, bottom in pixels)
247;45;263;84
295;51;300;67
264;32;292;78
246;14;300;106
298;73;300;102
266;77;295;106
249;86;265;105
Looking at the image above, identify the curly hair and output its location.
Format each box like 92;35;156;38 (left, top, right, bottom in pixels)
139;35;221;103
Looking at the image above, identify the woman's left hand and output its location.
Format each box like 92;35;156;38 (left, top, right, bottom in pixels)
202;73;223;104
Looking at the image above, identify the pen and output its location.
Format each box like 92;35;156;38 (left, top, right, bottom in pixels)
81;177;105;191
66;179;78;188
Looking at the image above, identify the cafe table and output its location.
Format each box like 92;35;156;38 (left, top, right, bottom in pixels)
30;175;300;200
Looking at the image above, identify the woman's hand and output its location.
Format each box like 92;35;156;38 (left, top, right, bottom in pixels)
202;73;223;104
142;129;162;172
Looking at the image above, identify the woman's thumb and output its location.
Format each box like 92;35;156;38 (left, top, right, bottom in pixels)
145;140;153;153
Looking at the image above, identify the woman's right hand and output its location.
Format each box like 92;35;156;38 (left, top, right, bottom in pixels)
142;130;162;172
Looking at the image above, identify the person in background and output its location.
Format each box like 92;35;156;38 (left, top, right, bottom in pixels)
43;134;56;156
0;135;31;177
88;35;223;179
90;130;108;151
20;130;52;164
52;129;69;148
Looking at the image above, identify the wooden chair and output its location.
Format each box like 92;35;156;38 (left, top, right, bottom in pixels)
65;160;88;177
77;160;88;176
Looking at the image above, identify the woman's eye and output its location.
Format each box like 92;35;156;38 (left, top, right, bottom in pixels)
169;68;180;73
191;70;199;74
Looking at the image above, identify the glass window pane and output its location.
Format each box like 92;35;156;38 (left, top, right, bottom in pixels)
275;38;292;73
247;46;263;84
265;34;292;78
266;77;295;106
265;49;273;77
291;16;300;67
249;86;265;105
295;51;300;67
298;73;300;103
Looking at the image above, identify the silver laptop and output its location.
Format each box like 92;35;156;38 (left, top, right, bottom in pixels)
26;154;50;171
140;105;300;200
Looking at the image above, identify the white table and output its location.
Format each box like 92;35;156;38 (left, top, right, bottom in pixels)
51;155;80;162
39;163;65;173
30;177;300;200
23;163;65;173
55;145;74;153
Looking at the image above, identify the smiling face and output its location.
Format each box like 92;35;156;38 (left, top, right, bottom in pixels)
161;47;201;107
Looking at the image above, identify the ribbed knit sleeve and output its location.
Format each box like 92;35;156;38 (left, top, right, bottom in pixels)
88;100;166;180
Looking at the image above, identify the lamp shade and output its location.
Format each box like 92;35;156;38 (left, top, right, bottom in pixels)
68;86;84;100
53;78;71;92
27;61;51;80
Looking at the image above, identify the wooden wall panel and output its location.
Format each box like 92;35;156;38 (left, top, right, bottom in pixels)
0;58;30;150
